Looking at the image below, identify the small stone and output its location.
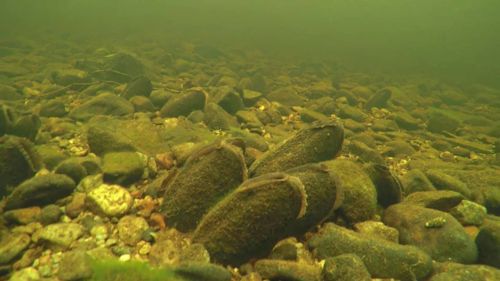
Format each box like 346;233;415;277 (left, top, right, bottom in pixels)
86;184;133;217
117;215;149;246
54;159;88;184
254;259;321;281
450;200;487;226
9;267;40;281
269;238;299;261
38;223;85;249
119;254;131;262
353;221;399;243
65;192;87;219
3;207;41;225
69;92;134;121
476;219;500;268
404;190;464;211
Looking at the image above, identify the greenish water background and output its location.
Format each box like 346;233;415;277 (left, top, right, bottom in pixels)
1;0;499;87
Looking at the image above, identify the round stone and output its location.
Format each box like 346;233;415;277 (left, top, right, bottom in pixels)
86;184;133;217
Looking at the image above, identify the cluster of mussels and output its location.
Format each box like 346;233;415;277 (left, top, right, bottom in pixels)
160;119;402;266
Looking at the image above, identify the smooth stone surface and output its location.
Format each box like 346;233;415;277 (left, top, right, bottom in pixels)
69;92;134;121
86;184;133;217
102;151;144;185
38;223;85;249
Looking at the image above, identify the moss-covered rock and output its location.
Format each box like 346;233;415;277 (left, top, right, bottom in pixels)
102;151;145;186
160;88;207;118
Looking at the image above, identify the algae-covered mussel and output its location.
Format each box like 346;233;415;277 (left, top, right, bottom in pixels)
249;119;344;177
160;139;248;232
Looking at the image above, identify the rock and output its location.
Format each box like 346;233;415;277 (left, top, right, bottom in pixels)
235;110;264;128
322;254;371;281
383;203;478;264
338;105;367;122
308;223;432;280
364;163;403;207
104;52;144;78
54;158;88;184
475;219;500;268
203;102;238;130
5;174;76;210
249;120;344;177
40;204;63;225
427;111;460;134
149;229;190;266
102;152;144;185
117;215;149;246
429;262;500;281
382;140;416;157
161;140;247;232
174;262;232;281
348;140;385;165
372;119;399;132
149;89;172;107
66;192;87;218
404;190;464;211
0;233;30;264
254;259;321;281
449;200;487;226
0;84;22;100
401;169;436;194
129;96;155;112
353;221;399;243
122;76;153;99
3;207;41;225
193;172;307;265
351;86;374;99
51;68;89;86
394;112;421;130
179;243;210;264
285;163;343;234
36;144;68;170
425;169;472;198
365;87;392;109
86;183;133;217
57;250;93;281
267;87;305;106
86;124;136;156
295;107;329;123
9;267;40;281
69;92;134;121
160;88;207;118
39;100;67;117
38;223;85;249
324;159;377;223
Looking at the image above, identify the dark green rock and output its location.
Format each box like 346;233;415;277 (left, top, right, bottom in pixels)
203;102;238;130
174;262;232;281
365;87;392;109
192;172;307;265
5;174;75;210
214;87;245;114
55;158;88;184
476;218;500;268
364;163;403;207
10;114;41;140
403;190;464;211
427;111;460;134
249;120;344;177
129;96;155;112
39;100;67;117
425;169;472;198
40;204;63;225
161;140;247;232
401;169;436;195
383;203;478;264
104;52;144;78
102;152;144;186
348;140;385;165
86;125;136;156
308;223;432;280
160;88;207;118
429;262;500;281
69;92;134;121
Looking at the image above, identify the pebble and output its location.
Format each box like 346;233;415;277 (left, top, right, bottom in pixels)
37;223;85;249
86;183;133;217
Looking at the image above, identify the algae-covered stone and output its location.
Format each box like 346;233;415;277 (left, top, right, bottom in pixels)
427;111;460;134
254;259;321;281
174;262;232;281
160;88;207;118
322;254;371;281
365;87;392;109
161;140;247;232
117;215;149;246
475;219;500;268
429;262;500;281
86;124;136;156
54;158;88;184
86;184;133;217
348;140;385;165
38;223;85;249
404;190;464;211
425;169;472;198
0;233;31;264
122;75;153;99
285;163;343;234
449;200;487;226
5;174;75;210
401;169;436;194
102;151;145;185
69;92;134;121
193;172;307;265
308;223;432;280
383;203;478;264
323;159;377;223
249;120;344;177
203;102;238;130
